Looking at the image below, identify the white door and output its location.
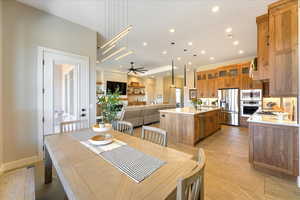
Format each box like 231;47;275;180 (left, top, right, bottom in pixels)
42;49;89;136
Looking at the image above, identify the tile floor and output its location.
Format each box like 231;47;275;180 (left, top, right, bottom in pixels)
35;124;300;200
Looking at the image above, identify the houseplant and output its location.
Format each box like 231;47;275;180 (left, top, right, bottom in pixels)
97;89;121;123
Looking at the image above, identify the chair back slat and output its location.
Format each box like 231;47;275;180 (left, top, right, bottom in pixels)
112;121;134;135
177;148;206;200
60;120;88;133
141;126;167;147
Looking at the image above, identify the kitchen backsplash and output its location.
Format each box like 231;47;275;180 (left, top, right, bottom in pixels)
263;97;297;121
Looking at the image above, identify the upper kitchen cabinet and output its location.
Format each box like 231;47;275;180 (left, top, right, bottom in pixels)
253;14;270;81
227;65;240;88
268;0;298;96
239;62;263;90
206;70;218;97
197;71;207;98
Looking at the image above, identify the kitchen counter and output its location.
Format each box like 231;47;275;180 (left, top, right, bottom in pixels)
159;107;221;115
160;107;221;146
247;113;299;127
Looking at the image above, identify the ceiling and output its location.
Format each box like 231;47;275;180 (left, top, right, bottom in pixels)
18;0;276;75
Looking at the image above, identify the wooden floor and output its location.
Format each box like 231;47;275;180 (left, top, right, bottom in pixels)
34;124;300;200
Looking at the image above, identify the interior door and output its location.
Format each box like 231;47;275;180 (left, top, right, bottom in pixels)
43;49;89;135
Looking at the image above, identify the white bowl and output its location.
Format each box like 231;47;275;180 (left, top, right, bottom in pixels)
92;124;112;133
88;133;113;146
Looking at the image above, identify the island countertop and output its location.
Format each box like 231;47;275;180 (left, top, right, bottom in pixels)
247;113;299;127
159;107;221;115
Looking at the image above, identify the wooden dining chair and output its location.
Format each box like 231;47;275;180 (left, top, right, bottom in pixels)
141;126;167;147
60;120;88;133
176;148;206;200
112;121;134;135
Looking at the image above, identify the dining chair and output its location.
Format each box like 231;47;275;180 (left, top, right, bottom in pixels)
112;121;134;135
60;120;88;133
141;126;167;147
176;148;206;200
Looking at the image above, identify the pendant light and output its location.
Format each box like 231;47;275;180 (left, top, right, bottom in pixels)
171;59;175;88
184;64;187;87
99;0;133;63
193;69;196;88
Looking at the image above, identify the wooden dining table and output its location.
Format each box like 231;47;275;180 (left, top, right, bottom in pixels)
44;128;198;200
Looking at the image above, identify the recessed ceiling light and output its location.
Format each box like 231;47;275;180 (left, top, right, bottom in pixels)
143;42;148;46
96;60;100;64
211;6;220;13
225;27;232;33
239;50;244;54
162;50;167;55
201;50;206;55
177;57;181;61
233;40;239;46
188;42;193;46
169;28;175;33
188;61;192;65
210;57;215;60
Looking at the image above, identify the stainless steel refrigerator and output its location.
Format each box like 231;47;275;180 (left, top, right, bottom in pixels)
218;89;239;126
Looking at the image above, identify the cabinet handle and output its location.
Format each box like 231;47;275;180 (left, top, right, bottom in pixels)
161;114;165;118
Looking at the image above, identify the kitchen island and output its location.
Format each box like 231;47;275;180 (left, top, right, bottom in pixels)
248;113;299;176
160;107;221;146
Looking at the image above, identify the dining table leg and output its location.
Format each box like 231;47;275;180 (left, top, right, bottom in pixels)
45;147;53;184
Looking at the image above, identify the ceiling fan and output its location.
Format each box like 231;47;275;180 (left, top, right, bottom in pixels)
127;62;148;74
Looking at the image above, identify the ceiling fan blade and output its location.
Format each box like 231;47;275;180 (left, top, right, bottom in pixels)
134;67;145;70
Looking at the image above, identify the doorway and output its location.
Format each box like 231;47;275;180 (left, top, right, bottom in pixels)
37;47;90;157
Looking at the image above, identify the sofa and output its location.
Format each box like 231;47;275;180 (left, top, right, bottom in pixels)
121;104;176;127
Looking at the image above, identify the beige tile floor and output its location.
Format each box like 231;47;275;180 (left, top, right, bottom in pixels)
35;124;300;200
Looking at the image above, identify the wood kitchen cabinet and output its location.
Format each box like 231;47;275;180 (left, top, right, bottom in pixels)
253;14;270;81
239;62;263;90
217;67;228;89
249;122;299;176
197;72;207;98
268;0;298;96
206;70;218;97
227;65;240;88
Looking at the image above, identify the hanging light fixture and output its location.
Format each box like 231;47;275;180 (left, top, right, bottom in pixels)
184;64;187;87
99;0;133;63
171;59;175;88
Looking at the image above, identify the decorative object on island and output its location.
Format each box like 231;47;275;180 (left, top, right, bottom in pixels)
191;99;202;110
189;89;197;100
97;89;122;123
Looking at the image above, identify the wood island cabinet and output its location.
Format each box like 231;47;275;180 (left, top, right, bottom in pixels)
160;108;221;146
268;0;298;96
249;122;299;176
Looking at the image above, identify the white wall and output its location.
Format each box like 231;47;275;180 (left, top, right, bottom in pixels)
0;0;3;171
2;0;97;164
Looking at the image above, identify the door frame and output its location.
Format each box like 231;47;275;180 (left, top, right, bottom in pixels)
37;47;90;159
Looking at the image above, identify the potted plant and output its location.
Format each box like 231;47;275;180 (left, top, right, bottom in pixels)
191;99;202;110
97;89;121;123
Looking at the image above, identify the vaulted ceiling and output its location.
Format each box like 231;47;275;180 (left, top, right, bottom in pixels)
18;0;276;74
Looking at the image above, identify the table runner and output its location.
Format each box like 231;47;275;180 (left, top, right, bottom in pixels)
71;130;166;183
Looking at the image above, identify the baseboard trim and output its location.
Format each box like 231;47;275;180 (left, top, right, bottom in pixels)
2;156;41;172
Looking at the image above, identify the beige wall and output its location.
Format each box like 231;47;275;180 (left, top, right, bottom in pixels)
2;0;97;163
0;0;3;169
